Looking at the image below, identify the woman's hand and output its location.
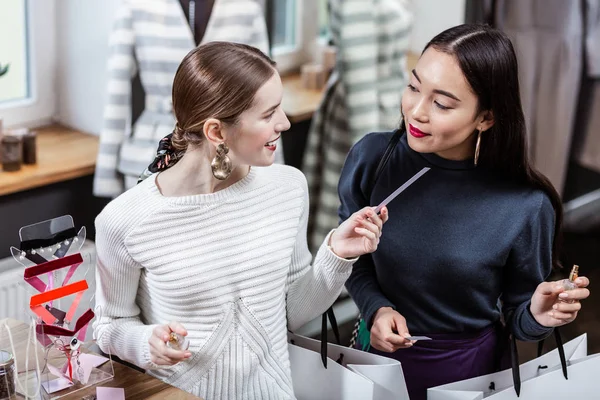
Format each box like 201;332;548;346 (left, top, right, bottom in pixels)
530;277;590;327
370;307;415;352
329;207;389;259
148;321;192;366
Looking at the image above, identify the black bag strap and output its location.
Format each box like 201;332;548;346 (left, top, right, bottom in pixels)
536;328;568;379
320;307;343;368
505;310;568;397
367;126;404;197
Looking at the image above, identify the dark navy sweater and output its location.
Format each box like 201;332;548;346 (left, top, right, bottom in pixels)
339;131;555;341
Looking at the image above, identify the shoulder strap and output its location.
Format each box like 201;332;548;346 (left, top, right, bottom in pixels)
367;127;403;197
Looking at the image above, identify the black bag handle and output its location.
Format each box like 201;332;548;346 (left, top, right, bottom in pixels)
320;307;342;368
504;311;568;397
536;328;568;378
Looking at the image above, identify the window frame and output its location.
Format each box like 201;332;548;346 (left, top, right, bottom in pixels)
271;0;322;75
0;0;57;128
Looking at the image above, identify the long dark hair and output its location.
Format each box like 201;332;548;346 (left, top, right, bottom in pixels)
423;23;563;269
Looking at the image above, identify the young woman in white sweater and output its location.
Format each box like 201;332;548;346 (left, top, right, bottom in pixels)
93;42;388;400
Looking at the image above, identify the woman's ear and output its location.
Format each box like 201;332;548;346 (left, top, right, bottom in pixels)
203;118;224;147
478;110;495;132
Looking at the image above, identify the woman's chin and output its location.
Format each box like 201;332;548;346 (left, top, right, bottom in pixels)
406;134;434;154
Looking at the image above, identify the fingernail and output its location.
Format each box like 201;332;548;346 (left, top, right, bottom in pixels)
548;312;554;317
555;285;563;291
559;292;569;299
185;352;192;358
553;304;558;310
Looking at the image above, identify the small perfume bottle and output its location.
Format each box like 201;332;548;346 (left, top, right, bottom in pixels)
560;265;579;303
167;332;190;351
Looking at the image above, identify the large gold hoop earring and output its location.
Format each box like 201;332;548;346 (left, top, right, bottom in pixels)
211;143;233;180
474;130;482;166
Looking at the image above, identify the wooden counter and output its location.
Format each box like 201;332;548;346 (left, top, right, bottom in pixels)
281;74;326;124
0;125;99;196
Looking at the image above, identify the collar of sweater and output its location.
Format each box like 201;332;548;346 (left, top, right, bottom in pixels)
147;167;258;205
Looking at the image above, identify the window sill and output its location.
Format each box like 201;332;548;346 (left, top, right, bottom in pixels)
0;124;99;196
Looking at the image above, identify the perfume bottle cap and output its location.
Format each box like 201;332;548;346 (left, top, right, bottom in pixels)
167;332;190;351
569;265;579;282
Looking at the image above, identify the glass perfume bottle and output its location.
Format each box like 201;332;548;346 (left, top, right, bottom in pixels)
560;265;579;303
167;332;190;351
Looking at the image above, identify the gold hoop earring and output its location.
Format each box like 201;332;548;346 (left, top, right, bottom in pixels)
474;130;482;166
211;143;233;180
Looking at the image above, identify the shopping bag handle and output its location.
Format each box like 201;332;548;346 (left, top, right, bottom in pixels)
536;328;568;379
505;311;567;397
320;306;342;368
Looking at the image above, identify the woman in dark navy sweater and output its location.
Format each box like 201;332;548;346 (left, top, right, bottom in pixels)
338;24;591;400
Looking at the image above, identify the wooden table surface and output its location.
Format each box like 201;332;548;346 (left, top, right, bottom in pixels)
281;73;325;124
0;125;99;197
0;318;202;400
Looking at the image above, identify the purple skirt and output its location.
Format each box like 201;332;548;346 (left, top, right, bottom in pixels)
359;325;501;400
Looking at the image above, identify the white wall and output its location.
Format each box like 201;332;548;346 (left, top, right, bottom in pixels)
408;0;466;54
55;0;121;135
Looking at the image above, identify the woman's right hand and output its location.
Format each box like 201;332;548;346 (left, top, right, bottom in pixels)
149;321;192;366
370;307;414;352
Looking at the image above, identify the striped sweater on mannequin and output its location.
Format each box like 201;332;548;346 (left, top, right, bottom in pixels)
302;0;413;251
93;164;355;400
93;0;279;198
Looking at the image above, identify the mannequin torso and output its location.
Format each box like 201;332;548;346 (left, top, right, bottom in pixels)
179;0;216;45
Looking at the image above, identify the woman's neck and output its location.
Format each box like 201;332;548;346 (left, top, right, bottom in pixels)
155;145;250;197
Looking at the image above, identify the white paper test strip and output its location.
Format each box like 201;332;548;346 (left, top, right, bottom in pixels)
374;167;430;214
405;336;432;341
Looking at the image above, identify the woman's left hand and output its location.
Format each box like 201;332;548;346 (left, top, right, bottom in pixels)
530;276;590;327
329;206;389;259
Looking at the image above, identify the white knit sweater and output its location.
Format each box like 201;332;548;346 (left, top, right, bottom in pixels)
93;164;355;400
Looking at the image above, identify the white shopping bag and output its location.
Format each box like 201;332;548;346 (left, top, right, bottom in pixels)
428;334;590;400
289;333;409;400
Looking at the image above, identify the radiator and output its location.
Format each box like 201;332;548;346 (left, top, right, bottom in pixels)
0;241;97;341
